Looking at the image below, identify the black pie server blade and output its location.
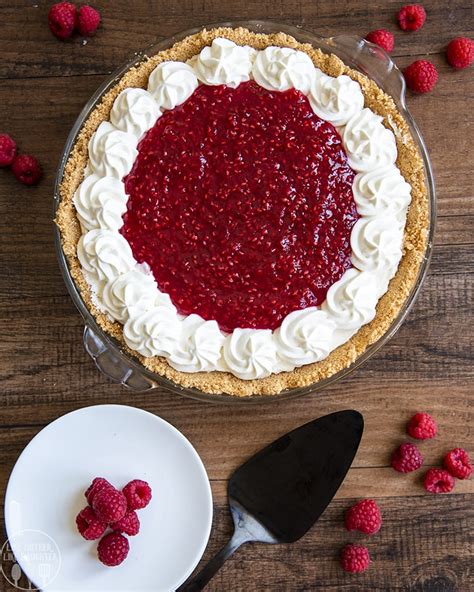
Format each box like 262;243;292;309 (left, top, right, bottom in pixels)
177;410;363;591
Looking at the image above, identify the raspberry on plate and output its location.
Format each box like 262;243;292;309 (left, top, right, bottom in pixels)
78;5;101;36
345;499;382;535
365;30;395;53
11;154;43;185
97;532;130;566
0;133;17;167
122;479;152;510
424;468;455;493
444;448;472;480
92;487;127;523
85;477;114;506
48;1;77;40
407;412;438;439
404;61;438;94
111;510;140;536
446;37;474;69
340;544;370;573
397;4;426;31
391;442;424;473
75;506;107;540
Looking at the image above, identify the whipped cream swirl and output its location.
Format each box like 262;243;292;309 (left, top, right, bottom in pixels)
123;306;181;358
110;88;161;138
309;74;365;126
351;217;404;275
223;329;277;380
73;174;128;231
147;61;198;110
252;46;315;93
77;229;135;284
352;166;411;219
88;122;138;179
193;38;255;88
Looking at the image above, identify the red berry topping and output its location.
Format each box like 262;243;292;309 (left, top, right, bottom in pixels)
92;488;127;523
391;442;424;473
0;134;17;167
85;477;114;506
48;2;77;40
75;506;107;540
78;5;101;36
404;60;438;94
397;4;426;31
97;532;129;566
444;448;472;480
345;499;382;535
446;37;474;70
122;479;152;511
340;544;370;573
424;468;455;494
122;81;358;332
407;412;438;439
111;510;140;536
11;154;43;185
365;30;395;53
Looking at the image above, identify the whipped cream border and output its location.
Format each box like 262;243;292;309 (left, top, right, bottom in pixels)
74;38;411;381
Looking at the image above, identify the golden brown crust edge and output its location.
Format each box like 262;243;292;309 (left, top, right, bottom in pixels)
55;27;430;397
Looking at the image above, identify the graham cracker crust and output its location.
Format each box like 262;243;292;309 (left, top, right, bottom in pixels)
56;27;430;397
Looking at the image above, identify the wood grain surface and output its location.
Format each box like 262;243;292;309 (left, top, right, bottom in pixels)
0;1;473;590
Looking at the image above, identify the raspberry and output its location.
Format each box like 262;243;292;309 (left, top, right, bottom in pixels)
444;448;472;480
340;544;370;573
122;479;152;510
11;154;43;185
407;412;438;438
97;532;129;566
397;4;426;32
92;488;127;523
391;442;424;473
48;2;77;40
85;477;114;506
446;37;474;69
345;499;382;535
365;30;395;53
404;60;438;94
0;134;17;167
424;468;455;493
75;506;107;540
111;510;140;536
78;5;101;36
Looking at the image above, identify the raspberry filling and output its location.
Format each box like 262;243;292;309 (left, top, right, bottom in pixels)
122;81;358;332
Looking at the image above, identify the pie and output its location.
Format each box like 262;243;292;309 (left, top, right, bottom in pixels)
56;27;429;397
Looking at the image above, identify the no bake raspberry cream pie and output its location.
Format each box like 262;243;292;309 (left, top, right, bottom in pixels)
56;27;429;396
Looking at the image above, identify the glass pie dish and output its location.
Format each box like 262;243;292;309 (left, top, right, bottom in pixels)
53;20;436;403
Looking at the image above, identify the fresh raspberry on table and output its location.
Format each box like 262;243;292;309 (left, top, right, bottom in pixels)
48;2;77;40
345;499;382;535
111;510;140;536
75;506;107;540
11;154;43;185
78;5;101;36
365;30;395;53
85;477;114;506
391;442;424;473
407;412;438;438
97;532;130;566
340;544;370;573
404;60;438;94
446;37;474;69
424;468;455;493
397;4;426;32
122;479;152;510
92;487;127;524
443;448;472;480
0;134;17;167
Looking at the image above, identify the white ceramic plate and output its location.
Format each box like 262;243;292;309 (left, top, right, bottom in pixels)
4;405;213;591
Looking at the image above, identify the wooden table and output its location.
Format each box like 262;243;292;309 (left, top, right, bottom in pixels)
1;1;472;590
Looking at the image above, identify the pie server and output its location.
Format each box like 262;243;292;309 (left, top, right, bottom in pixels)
177;409;364;591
